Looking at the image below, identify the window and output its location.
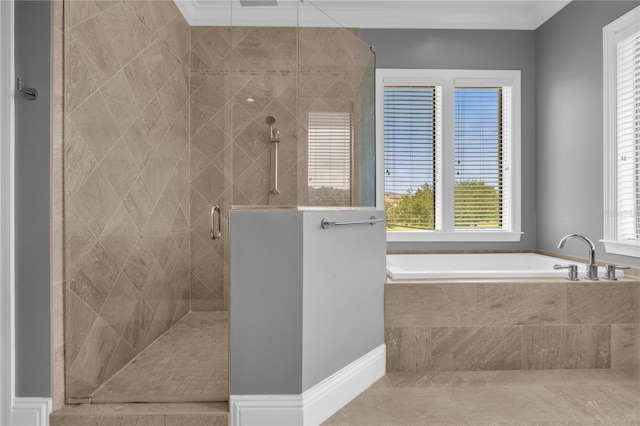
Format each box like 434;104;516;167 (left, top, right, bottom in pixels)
307;112;353;206
603;6;640;258
383;85;441;230
376;69;521;242
454;87;512;230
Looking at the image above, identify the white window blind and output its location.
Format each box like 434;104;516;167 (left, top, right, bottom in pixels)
383;86;441;230
376;69;521;242
307;112;353;206
454;87;512;230
616;32;640;242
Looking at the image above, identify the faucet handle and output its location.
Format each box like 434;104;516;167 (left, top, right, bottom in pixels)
604;264;630;281
554;264;579;281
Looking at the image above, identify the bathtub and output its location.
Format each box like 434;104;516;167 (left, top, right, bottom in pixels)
386;252;615;280
385;254;639;373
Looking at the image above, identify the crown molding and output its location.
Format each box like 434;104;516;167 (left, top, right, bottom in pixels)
174;0;571;29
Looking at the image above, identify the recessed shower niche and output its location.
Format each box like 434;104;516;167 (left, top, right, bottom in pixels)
58;0;375;405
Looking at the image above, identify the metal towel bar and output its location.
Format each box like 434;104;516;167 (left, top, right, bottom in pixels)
320;216;384;229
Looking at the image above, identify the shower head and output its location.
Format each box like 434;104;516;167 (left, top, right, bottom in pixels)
265;116;276;125
240;0;278;6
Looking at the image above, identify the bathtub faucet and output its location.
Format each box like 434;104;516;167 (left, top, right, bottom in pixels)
557;234;598;280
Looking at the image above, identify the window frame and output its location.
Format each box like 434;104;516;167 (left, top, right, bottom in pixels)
602;6;640;258
376;69;522;242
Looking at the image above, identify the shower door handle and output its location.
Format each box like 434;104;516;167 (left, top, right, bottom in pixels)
210;205;221;240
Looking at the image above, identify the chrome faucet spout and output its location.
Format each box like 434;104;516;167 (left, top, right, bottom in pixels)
557;234;598;280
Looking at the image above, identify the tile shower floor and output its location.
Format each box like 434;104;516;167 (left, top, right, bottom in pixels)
90;311;228;403
324;369;640;425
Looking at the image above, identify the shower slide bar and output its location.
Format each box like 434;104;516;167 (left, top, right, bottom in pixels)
271;138;279;195
266;116;280;196
320;216;385;230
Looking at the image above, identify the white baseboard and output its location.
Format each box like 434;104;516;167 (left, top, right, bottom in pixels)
230;344;385;426
11;398;51;426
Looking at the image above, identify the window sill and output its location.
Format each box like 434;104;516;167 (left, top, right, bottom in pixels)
600;239;640;258
387;231;523;243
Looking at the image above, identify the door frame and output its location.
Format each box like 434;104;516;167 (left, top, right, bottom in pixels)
0;0;17;424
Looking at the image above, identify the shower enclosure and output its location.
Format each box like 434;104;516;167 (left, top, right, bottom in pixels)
58;0;376;405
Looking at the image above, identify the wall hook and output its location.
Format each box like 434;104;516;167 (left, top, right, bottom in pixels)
16;78;38;100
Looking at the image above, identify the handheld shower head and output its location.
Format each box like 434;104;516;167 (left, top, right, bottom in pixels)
266;116;279;141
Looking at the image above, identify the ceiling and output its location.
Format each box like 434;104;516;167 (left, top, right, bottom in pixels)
175;0;572;30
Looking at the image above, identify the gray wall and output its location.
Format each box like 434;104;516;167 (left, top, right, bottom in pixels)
302;210;385;391
229;209;385;395
229;211;304;395
361;29;537;252
13;0;640;402
535;0;640;265
14;0;50;397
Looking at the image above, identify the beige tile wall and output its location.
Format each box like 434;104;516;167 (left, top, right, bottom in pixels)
59;8;371;397
189;26;234;312
188;26;368;311
62;0;191;399
386;278;640;372
298;28;369;207
51;0;64;410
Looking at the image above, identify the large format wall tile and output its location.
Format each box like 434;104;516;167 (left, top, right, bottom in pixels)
189;26;367;310
476;282;567;325
64;0;190;399
431;326;522;371
68;243;120;314
99;139;140;201
68;91;121;163
64;39;99;114
611;324;640;370
568;282;640;324
385;327;430;373
189;30;231;311
385;279;640;372
385;283;476;327
51;4;64;406
522;325;611;369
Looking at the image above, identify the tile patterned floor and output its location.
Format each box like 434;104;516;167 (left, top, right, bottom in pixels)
90;311;228;403
324;369;640;425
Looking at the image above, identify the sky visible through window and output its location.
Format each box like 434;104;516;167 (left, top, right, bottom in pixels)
384;86;501;196
384;86;436;197
454;88;500;189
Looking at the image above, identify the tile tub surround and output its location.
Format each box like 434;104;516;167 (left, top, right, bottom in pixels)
189;26;369;311
51;0;64;411
385;278;640;372
63;0;191;399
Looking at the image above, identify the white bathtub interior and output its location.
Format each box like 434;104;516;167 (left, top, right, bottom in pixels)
386;253;618;280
